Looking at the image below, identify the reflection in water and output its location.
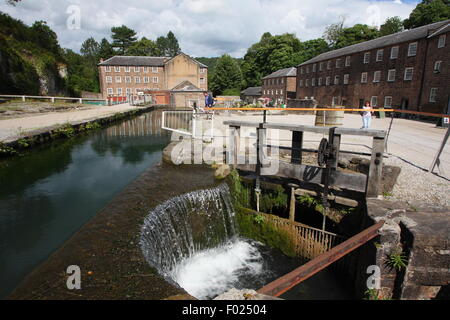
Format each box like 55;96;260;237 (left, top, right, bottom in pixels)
0;111;169;298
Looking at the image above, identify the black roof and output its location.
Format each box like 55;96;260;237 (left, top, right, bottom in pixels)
241;86;262;96
298;19;450;67
262;67;297;79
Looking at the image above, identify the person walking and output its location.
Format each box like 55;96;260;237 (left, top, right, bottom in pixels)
361;101;374;129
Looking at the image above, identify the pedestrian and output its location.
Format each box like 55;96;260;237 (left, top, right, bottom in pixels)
361;101;374;129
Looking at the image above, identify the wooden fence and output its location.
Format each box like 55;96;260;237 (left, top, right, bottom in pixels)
257;211;345;260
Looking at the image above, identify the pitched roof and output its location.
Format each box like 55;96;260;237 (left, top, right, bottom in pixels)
298;19;450;67
171;80;204;92
262;67;297;79
163;52;209;68
428;22;450;38
241;86;262;96
99;56;168;66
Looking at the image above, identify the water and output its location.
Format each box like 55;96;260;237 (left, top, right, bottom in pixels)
0;111;169;298
140;184;303;300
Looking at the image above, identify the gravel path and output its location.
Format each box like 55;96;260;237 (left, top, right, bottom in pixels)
0;103;139;142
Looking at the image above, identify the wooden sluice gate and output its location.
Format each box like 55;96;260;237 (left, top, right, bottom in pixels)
224;119;388;295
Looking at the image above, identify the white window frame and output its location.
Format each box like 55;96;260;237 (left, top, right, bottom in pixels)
376;49;384;62
200;77;205;84
336;59;342;68
306;66;310;74
326;76;331;86
305;79;309;87
384;96;392;108
312;78;316;86
134;66;140;72
115;76;122;83
125;76;131;83
313;64;317;72
429;88;437;102
105;66;112;72
332;97;339;107
143;67;149;73
334;75;339;85
345;56;351;67
135;76;141;84
387;69;396;82
117;88;123;95
106;76;112;83
404;67;414;81
438;35;446;48
364;52;370;64
408;42;418;57
114;66;120;72
300;68;304;75
373;71;381;83
200;68;206;74
126;88;132;95
281;78;284;84
275;89;278;95
153;77;159;84
125;67;130;73
299;80;303;87
390;46;399;59
318;78;322;86
319;62;324;71
143;77;150;83
371;96;378;107
280;89;283;95
343;74;349;85
327;61;332;70
361;72;368;83
107;88;113;95
434;61;442;73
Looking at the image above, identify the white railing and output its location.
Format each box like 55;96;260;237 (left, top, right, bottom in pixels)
161;109;214;140
0;94;106;104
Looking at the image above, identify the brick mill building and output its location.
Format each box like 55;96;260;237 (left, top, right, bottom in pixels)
296;20;450;114
98;53;208;107
262;67;297;104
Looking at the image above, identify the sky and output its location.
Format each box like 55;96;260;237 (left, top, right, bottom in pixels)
0;0;420;57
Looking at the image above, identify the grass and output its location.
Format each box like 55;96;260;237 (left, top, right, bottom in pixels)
387;250;408;271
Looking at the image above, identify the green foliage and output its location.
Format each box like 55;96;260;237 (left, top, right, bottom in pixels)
31;21;61;57
236;208;296;257
387;250;408;271
227;169;251;208
241;32;329;88
210;54;243;95
98;38;114;60
54;124;75;138
380;17;404;36
111;25;138;54
0;142;17;155
126;37;160;56
404;0;450;29
259;185;288;214
85;122;101;130
333;24;380;49
296;193;324;214
63;49;99;94
156;31;181;57
221;88;241;96
364;289;387;300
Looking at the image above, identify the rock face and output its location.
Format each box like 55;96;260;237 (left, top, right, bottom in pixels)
358;200;450;300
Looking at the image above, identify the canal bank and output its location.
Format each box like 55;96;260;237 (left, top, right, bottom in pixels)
0;104;166;157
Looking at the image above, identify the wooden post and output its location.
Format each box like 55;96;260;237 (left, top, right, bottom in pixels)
331;133;341;168
429;126;450;175
366;136;385;197
227;126;240;167
291;131;303;164
289;185;297;222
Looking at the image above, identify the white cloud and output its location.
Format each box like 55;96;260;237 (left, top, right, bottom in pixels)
0;0;419;57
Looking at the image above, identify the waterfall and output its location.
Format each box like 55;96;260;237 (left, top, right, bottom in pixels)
139;184;270;299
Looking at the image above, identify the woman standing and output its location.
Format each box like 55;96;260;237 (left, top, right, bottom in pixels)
361;101;374;129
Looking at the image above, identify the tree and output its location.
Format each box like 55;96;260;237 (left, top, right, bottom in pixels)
111;25;137;54
323;18;345;48
403;0;450;29
98;38;114;60
31;21;61;56
156;31;181;57
333;24;380;49
126;37;160;56
210;54;243;96
380;17;404;36
80;37;100;63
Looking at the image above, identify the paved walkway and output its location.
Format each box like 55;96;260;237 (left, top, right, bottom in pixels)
212;112;450;178
0;103;140;142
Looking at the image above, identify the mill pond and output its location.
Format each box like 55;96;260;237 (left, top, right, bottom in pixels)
0;110;353;300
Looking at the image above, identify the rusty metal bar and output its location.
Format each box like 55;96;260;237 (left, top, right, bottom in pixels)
257;220;385;297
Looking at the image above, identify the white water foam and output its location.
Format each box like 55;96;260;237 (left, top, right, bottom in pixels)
169;239;265;300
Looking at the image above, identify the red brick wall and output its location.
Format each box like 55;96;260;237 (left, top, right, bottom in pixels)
296;37;444;111
262;76;296;103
